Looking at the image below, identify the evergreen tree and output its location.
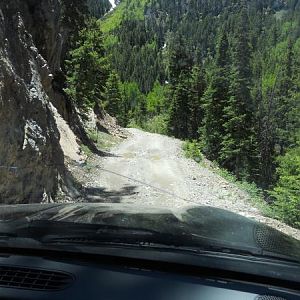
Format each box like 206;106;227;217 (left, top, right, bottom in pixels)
275;40;297;153
68;0;300;225
188;64;207;139
220;8;256;179
256;85;278;189
146;81;167;116
133;95;147;126
65;19;109;112
168;73;190;139
166;33;193;85
121;82;146;126
167;33;193;139
202;30;230;162
104;71;125;125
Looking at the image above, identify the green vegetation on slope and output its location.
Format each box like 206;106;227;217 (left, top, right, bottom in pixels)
65;0;300;228
101;0;148;33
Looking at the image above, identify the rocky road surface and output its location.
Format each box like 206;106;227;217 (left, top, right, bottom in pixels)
73;128;300;240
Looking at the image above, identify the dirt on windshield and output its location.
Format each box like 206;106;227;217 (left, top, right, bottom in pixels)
70;128;300;240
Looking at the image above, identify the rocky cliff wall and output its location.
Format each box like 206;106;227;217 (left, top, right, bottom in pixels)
0;0;80;203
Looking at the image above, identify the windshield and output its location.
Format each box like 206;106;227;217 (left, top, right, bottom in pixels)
0;0;299;264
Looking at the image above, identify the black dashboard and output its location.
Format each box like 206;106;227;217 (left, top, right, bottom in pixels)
0;249;299;300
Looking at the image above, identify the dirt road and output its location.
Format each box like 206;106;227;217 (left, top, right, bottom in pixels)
76;128;300;239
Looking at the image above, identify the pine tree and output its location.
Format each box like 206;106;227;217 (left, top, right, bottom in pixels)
168;73;190;139
256;85;278;189
121;81;146;126
220;8;256;179
167;33;193;139
202;30;230;162
166;33;193;85
104;71;125;125
275;40;297;153
146;81;167;116
188;64;207;139
65;19;109;112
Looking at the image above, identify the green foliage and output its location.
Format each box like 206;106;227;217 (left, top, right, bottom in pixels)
65;19;109;111
146;81;168;115
220;8;256;180
166;33;193;85
104;71;125;125
167;37;207;140
168;73;191;139
202;30;229;162
101;2;125;33
66;0;300;229
183;141;203;163
256;36;300;189
270;143;300;228
80;144;93;159
188;65;207;139
87;129;122;151
127;118;143;129
142;114;169;135
120;81;146;126
101;0;148;33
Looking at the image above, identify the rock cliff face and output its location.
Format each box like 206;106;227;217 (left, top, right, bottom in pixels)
0;0;81;203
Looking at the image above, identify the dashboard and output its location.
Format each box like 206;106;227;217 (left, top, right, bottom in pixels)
0;250;299;300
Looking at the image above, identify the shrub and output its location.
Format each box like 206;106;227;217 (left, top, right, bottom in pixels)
142;114;168;135
183;141;203;163
269;145;300;229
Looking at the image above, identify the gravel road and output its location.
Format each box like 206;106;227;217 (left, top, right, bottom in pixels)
77;128;300;239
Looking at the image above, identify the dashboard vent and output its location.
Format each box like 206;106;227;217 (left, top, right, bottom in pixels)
0;266;74;291
256;296;286;300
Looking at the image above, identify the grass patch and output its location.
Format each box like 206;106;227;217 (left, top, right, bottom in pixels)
80;144;93;159
85;129;122;153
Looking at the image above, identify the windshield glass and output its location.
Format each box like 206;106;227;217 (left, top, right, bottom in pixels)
0;0;299;264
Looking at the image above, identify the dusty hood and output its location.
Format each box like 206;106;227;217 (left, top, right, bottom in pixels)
0;203;299;261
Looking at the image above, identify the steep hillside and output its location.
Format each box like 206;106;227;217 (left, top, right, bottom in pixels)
101;0;300;92
87;0;112;18
96;0;300;227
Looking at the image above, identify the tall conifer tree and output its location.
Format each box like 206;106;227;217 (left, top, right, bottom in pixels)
202;30;230;161
220;7;256;179
188;64;207;139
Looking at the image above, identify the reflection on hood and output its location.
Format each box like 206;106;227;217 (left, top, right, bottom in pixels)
0;203;299;260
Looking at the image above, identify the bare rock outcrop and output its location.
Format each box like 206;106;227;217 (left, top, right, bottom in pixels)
0;1;81;203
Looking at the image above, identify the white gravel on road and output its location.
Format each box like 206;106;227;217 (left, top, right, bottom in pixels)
75;128;300;240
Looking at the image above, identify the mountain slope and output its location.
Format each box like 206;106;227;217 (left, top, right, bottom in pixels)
101;0;299;92
97;0;300;227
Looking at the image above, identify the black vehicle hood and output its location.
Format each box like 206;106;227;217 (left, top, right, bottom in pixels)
0;203;299;260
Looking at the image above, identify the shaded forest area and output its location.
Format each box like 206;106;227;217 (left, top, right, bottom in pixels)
65;0;300;228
